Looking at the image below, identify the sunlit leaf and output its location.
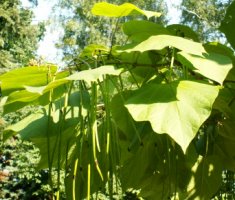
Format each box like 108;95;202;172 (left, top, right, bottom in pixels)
25;78;70;94
67;65;123;82
92;2;161;19
118;35;206;56
0;66;57;96
203;42;235;82
125;81;220;152
177;52;233;85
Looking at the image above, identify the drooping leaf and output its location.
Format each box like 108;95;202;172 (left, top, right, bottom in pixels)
0;66;58;96
3;111;46;141
3;84;68;114
118;35;206;56
125;81;220;152
220;1;235;49
91;2;161;19
67;65;123;82
3;107;80;168
25;78;70;95
177;52;233;85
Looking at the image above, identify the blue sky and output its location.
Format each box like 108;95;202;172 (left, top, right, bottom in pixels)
21;0;182;64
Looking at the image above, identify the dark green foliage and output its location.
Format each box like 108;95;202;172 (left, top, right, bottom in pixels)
220;0;235;50
0;0;45;72
0;137;53;200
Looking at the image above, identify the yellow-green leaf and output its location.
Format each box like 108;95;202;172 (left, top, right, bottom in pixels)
92;2;161;19
118;35;206;56
125;81;220;153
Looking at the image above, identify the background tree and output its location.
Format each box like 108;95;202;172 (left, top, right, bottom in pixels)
180;0;232;41
0;0;45;72
54;0;168;66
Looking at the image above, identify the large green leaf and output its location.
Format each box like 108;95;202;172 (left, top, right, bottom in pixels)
120;134;170;199
1;71;72;113
25;78;70;95
167;24;199;42
0;66;57;96
110;92;154;154
203;42;235;81
213;88;234;117
203;42;234;59
3;84;68;114
123;20;170;42
180;155;222;200
118;35;206;56
116;50;164;67
125;81;220;152
3;111;46;141
214;101;235;171
220;1;235;49
214;135;235;171
91;2;161;19
177;52;233;85
67;65;123;82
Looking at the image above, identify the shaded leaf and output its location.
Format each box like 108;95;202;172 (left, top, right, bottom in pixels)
181;155;222;200
214;135;235;171
167;24;199;42
203;42;234;59
220;1;235;49
3;111;46;141
3;85;67;114
3;107;80;168
123;20;170;42
79;44;109;58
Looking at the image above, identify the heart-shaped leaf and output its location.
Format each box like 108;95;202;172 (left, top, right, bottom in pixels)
125;81;220;152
